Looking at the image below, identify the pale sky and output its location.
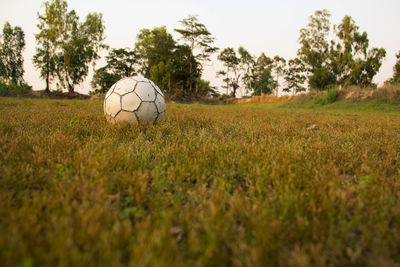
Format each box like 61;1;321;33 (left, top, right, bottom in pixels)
1;0;399;95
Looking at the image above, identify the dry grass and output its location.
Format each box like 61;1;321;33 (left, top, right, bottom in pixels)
339;84;400;102
1;97;400;266
235;94;288;104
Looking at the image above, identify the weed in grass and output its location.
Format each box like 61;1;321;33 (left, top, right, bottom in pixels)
326;88;339;103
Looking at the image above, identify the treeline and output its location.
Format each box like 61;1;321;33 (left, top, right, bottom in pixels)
1;1;400;98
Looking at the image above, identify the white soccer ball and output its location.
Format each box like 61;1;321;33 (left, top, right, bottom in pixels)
104;76;166;125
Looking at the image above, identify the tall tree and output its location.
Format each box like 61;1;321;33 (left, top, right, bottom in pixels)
35;0;106;94
331;15;386;87
284;58;307;95
33;11;55;92
174;15;218;94
298;9;335;91
238;46;256;95
272;55;286;96
0;22;25;83
250;53;275;96
135;26;176;76
135;26;179;95
135;27;203;98
385;51;400;85
298;10;386;90
217;47;241;97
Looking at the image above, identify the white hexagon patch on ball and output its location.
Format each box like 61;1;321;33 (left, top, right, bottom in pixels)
104;76;166;125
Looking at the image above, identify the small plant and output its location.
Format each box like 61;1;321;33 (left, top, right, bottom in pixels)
314;96;326;105
326;87;339;103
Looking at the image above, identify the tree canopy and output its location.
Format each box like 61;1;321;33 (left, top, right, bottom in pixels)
25;3;397;98
298;10;386;90
385;51;400;85
34;0;106;93
0;22;25;83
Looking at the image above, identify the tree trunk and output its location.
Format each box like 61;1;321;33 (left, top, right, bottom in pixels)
45;73;50;93
276;73;279;97
189;41;194;94
68;84;74;95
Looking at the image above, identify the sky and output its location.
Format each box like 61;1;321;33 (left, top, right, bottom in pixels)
1;0;399;95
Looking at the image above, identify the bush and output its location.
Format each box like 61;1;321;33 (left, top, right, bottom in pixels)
0;80;32;96
0;79;7;96
326;87;339;103
313;96;326;105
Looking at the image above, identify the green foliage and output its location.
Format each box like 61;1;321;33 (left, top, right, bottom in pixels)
313;95;326;105
217;47;241;97
35;0;106;93
312;88;338;105
135;25;209;99
174;15;218;95
174;15;218;64
272;55;286;96
298;10;386;90
326;87;339;103
1;98;400;265
33;10;56;92
135;26;176;76
196;78;212;96
0;79;31;96
283;58;307;95
105;48;137;78
0;22;25;83
217;47;276;97
251;68;275;96
385;51;400;85
0;79;7;96
90;47;138;94
249;53;275;96
298;9;333;91
149;60;173;95
90;67;121;94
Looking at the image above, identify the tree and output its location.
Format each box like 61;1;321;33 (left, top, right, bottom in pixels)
35;0;106;94
135;26;176;76
385;51;400;85
0;22;25;83
238;46;256;95
90;67;120;94
284;58;307;95
106;48;138;77
272;55;286;96
252;69;275;96
217;47;241;97
331;15;386;87
135;27;204;98
175;15;218;94
33;12;55;92
135;26;179;96
298;10;386;90
298;9;336;91
90;47;139;94
248;53;275;96
33;38;55;92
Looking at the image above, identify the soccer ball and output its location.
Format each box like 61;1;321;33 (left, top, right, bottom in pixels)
104;76;166;125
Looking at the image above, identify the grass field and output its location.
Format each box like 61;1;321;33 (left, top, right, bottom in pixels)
1;97;400;266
